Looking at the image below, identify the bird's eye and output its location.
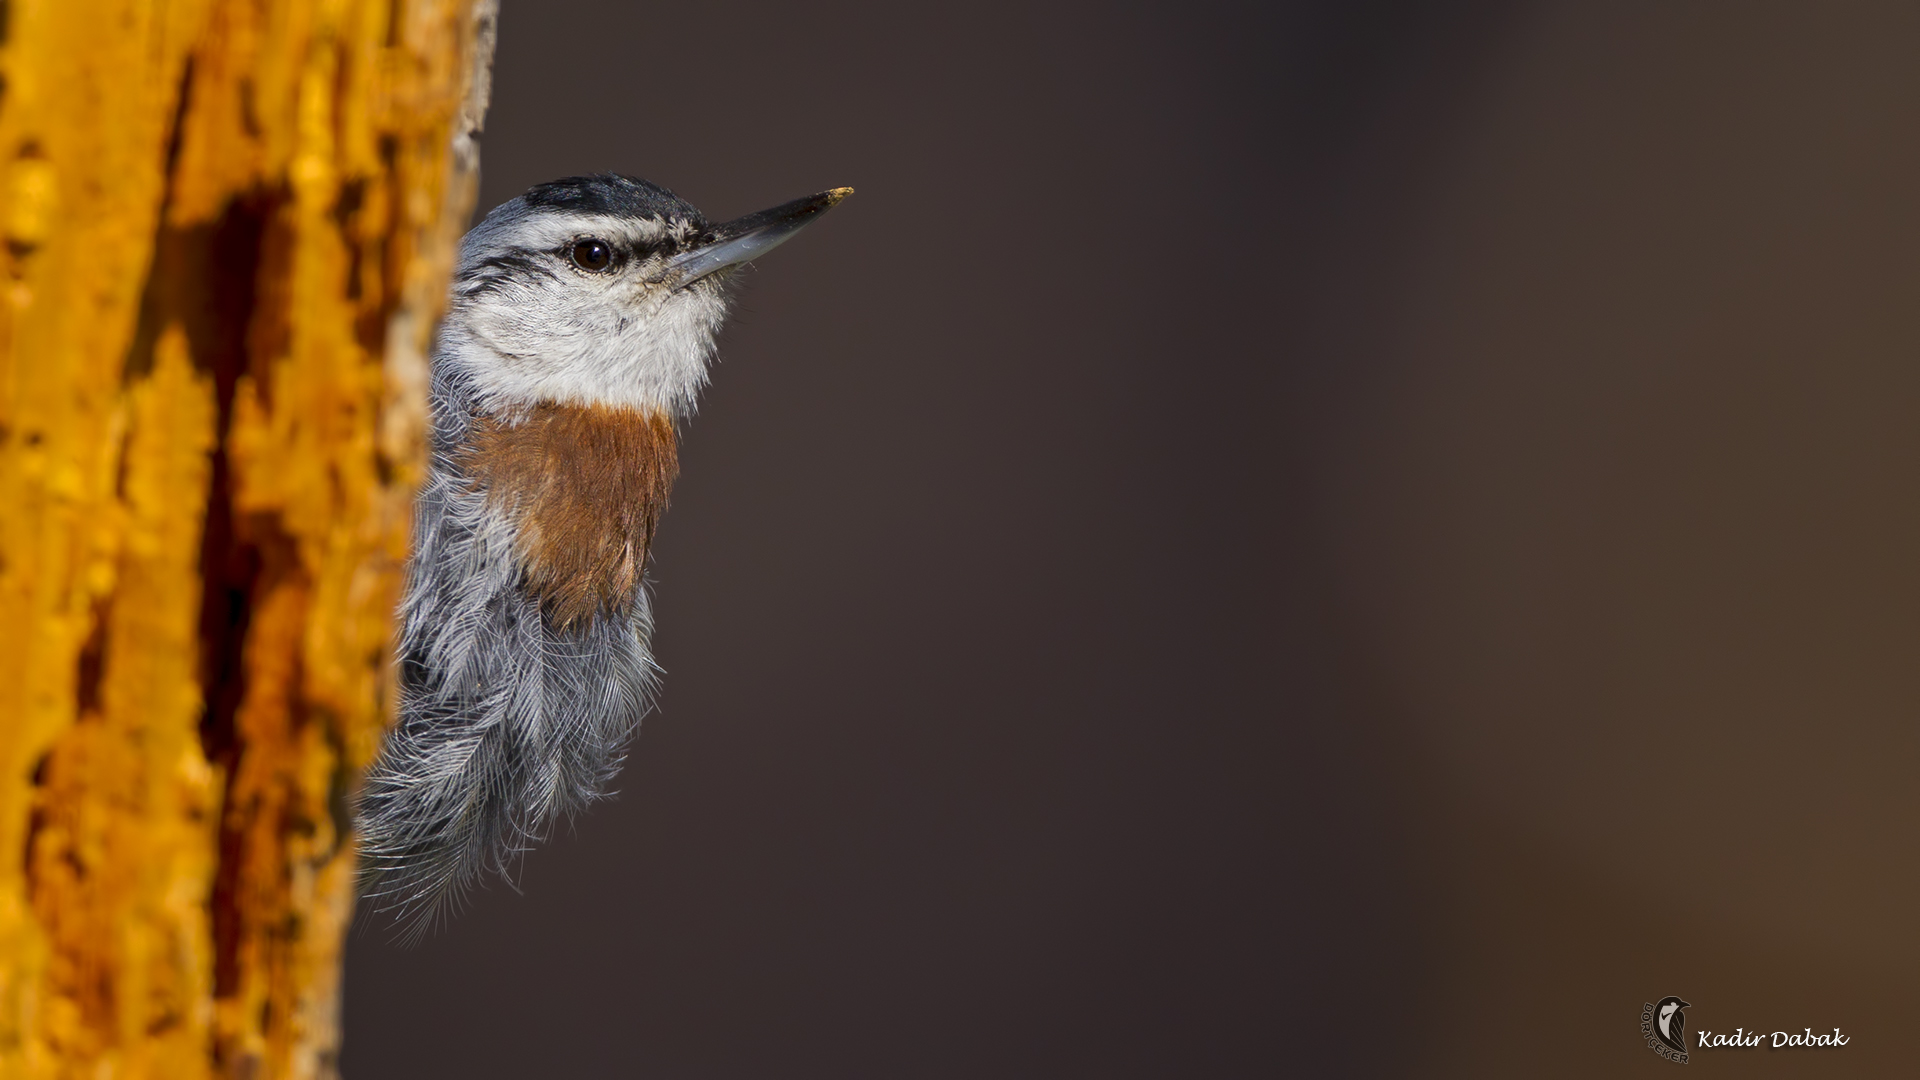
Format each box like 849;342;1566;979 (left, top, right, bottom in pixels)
571;238;614;272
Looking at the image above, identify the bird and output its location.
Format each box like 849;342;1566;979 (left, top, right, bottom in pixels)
1655;996;1690;1053
353;173;851;935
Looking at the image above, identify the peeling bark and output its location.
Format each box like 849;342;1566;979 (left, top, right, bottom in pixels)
0;2;495;1076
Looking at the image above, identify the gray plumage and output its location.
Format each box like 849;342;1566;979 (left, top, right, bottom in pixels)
354;174;850;935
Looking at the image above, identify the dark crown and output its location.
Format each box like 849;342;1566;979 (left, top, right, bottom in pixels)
521;173;708;227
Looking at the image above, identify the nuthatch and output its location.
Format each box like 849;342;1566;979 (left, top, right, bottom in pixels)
355;174;851;932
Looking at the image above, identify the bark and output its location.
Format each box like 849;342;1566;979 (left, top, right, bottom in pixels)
0;1;495;1076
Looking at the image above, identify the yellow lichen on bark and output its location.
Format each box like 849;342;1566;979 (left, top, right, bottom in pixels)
0;2;494;1078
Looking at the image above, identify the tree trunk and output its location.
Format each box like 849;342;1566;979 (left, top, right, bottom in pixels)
0;1;495;1076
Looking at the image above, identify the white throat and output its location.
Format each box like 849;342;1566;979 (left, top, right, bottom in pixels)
443;281;729;417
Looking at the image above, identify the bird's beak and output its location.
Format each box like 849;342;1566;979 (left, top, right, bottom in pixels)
666;187;853;290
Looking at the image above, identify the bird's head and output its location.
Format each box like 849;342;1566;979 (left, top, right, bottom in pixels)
445;173;851;417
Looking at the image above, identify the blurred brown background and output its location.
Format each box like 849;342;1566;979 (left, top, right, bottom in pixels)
342;1;1920;1075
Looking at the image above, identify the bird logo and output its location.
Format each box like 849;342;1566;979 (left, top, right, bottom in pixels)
1656;997;1691;1053
1641;995;1692;1063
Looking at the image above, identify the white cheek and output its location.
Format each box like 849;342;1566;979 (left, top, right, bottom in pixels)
452;284;729;415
